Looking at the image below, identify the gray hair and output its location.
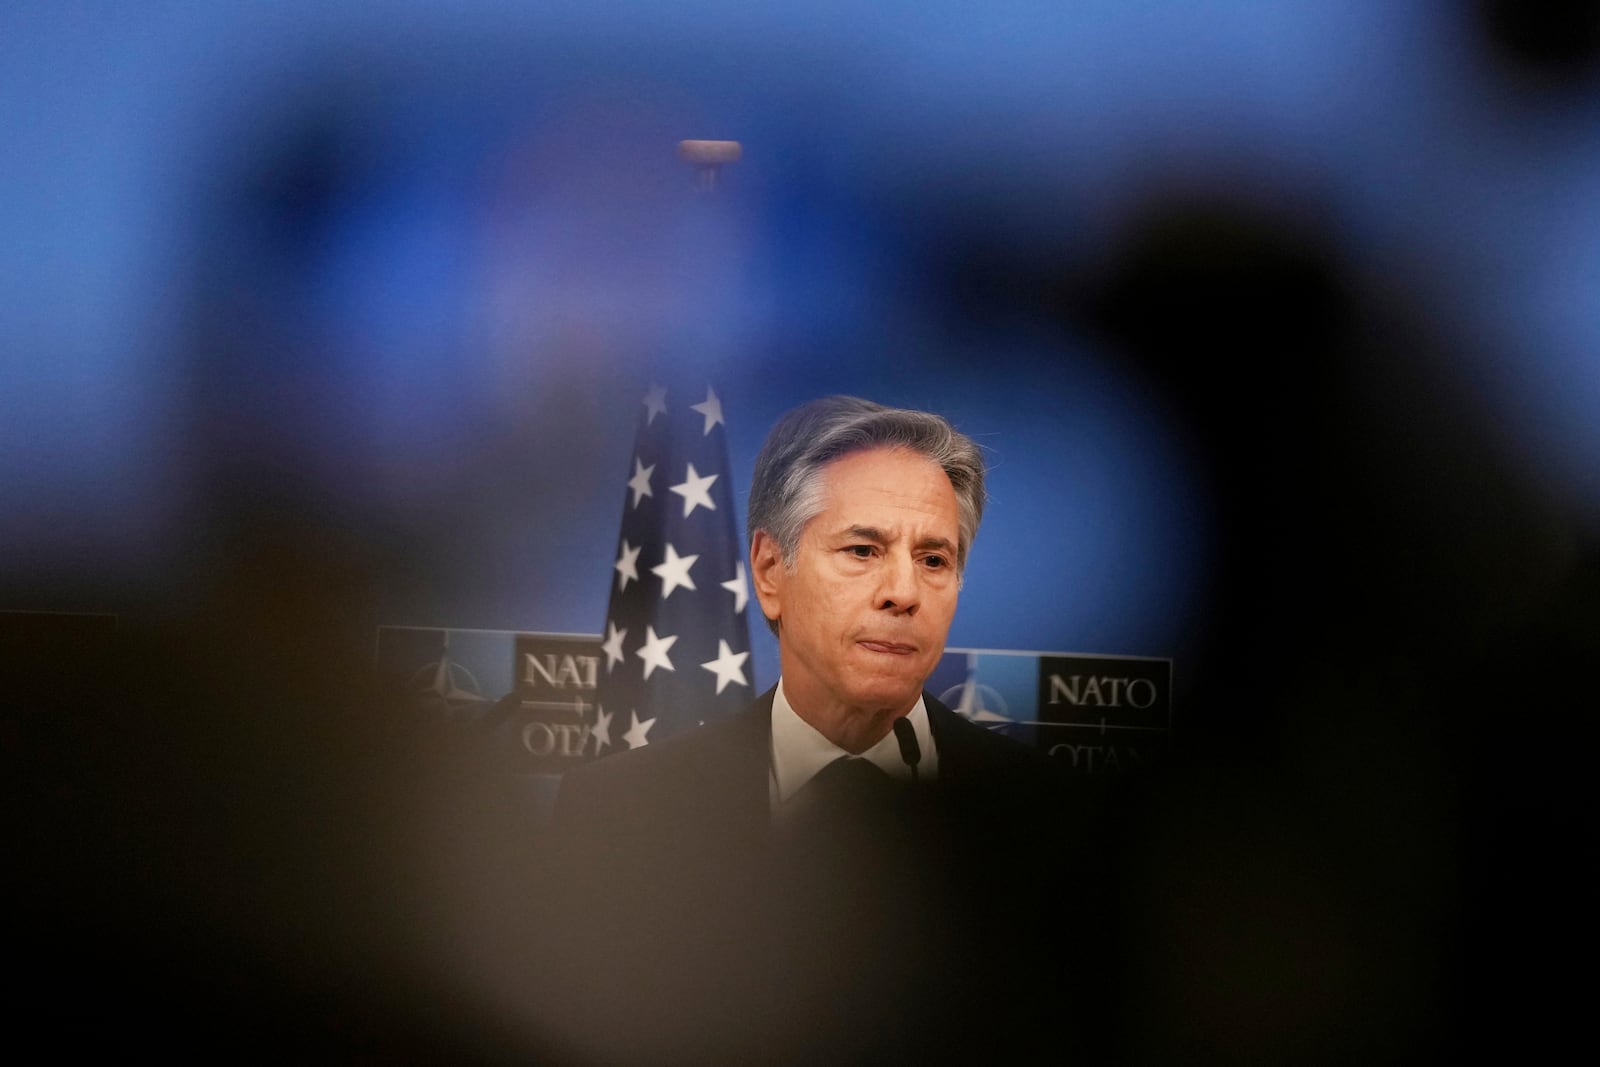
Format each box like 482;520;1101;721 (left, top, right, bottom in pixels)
747;396;987;605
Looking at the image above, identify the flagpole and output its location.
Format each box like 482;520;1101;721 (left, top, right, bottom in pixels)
673;136;753;699
677;139;743;194
584;138;755;757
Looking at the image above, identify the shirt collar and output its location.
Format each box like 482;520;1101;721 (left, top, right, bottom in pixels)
769;677;939;808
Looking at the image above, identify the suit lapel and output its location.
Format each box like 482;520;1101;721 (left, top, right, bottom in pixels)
682;687;774;853
925;691;976;782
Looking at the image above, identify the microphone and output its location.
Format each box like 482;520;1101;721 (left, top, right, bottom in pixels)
891;717;921;784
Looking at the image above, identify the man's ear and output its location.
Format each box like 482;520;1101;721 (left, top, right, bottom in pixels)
749;530;784;626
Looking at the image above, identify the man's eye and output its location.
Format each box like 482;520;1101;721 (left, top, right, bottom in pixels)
846;545;874;558
922;555;949;570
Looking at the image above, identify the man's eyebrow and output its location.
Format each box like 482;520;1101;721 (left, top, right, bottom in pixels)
837;527;955;553
841;525;888;543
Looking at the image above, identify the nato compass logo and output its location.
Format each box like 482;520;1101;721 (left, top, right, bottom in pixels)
930;650;1042;749
408;638;489;720
938;653;1013;725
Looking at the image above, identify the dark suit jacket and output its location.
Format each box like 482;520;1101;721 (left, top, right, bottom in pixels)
541;689;1095;1065
554;686;1057;856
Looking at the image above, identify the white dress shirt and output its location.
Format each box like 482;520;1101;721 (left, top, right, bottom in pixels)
768;677;940;813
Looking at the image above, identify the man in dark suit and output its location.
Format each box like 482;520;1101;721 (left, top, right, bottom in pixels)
547;397;1088;1064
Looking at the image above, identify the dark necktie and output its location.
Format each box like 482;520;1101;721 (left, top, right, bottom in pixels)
772;754;932;1043
780;755;912;864
795;755;896;818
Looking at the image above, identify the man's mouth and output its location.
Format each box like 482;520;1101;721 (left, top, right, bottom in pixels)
858;639;916;655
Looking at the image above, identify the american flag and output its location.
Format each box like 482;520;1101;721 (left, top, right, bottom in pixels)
589;383;756;756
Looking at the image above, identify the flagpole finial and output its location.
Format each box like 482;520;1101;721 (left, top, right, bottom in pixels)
678;140;742;193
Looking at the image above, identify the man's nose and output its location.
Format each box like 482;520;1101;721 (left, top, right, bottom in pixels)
876;551;920;616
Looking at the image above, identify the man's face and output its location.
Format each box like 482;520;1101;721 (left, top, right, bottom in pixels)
752;446;962;739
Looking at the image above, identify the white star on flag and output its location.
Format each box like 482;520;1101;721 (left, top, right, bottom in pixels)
614;540;641;591
651;542;699;599
700;639;750;695
635;625;678;679
626;458;654;508
641;384;668;425
669;463;718;518
623;709;656;749
601;621;626;673
690;386;725;435
590;705;614;754
721;561;749;614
